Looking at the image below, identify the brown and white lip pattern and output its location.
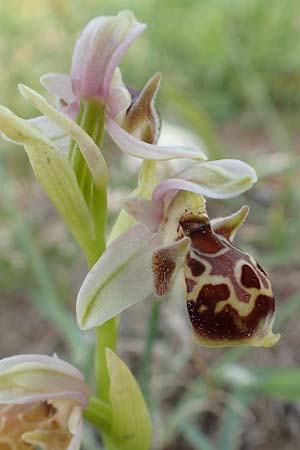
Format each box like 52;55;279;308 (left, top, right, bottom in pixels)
180;212;280;348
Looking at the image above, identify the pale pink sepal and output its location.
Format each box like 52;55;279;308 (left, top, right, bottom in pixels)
76;224;163;330
0;354;89;407
40;73;76;104
71;10;146;100
106;115;207;161
152;159;257;201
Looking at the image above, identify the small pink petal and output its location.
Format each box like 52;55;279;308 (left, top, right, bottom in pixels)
106;85;131;117
123;198;164;232
68;416;83;450
104;68;131;117
40;73;76;104
106;115;206;160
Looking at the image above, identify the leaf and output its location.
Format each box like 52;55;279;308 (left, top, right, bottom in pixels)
0;106;96;256
105;349;152;450
220;364;300;401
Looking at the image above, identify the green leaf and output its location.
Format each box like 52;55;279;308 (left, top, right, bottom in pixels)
105;349;152;450
217;389;252;450
257;368;300;400
19;84;109;188
179;420;215;450
220;365;300;401
0;106;96;256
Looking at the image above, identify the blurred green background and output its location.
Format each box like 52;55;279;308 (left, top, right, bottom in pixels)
0;1;299;449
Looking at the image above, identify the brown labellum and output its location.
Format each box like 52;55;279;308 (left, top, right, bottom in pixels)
180;210;280;347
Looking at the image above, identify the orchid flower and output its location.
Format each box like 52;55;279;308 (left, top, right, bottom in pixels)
76;158;280;348
30;10;206;162
0;354;89;450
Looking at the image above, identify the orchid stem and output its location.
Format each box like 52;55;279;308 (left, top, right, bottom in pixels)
69;101;116;410
95;319;118;402
83;396;112;433
139;299;161;408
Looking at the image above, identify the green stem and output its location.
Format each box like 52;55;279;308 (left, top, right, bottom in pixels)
83;396;112;433
138;300;161;407
95;319;118;402
69;101;118;412
93;161;158;403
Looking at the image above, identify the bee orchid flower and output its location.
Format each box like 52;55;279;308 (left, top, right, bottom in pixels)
76;158;279;348
0;354;89;450
27;10;206;162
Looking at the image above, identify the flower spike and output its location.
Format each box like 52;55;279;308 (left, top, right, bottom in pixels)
76;155;279;348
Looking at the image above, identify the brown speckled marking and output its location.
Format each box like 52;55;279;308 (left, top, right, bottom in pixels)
186;252;205;277
152;247;176;296
180;213;276;344
255;261;270;289
187;294;274;341
241;264;261;289
181;219;223;254
185;278;197;293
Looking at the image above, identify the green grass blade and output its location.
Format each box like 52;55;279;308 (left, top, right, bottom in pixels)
180;420;215;450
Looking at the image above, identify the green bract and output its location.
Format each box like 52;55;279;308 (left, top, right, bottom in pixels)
0;106;96;256
105;349;152;450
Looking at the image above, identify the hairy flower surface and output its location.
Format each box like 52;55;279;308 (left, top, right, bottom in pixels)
0;355;89;450
74;157;280;348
